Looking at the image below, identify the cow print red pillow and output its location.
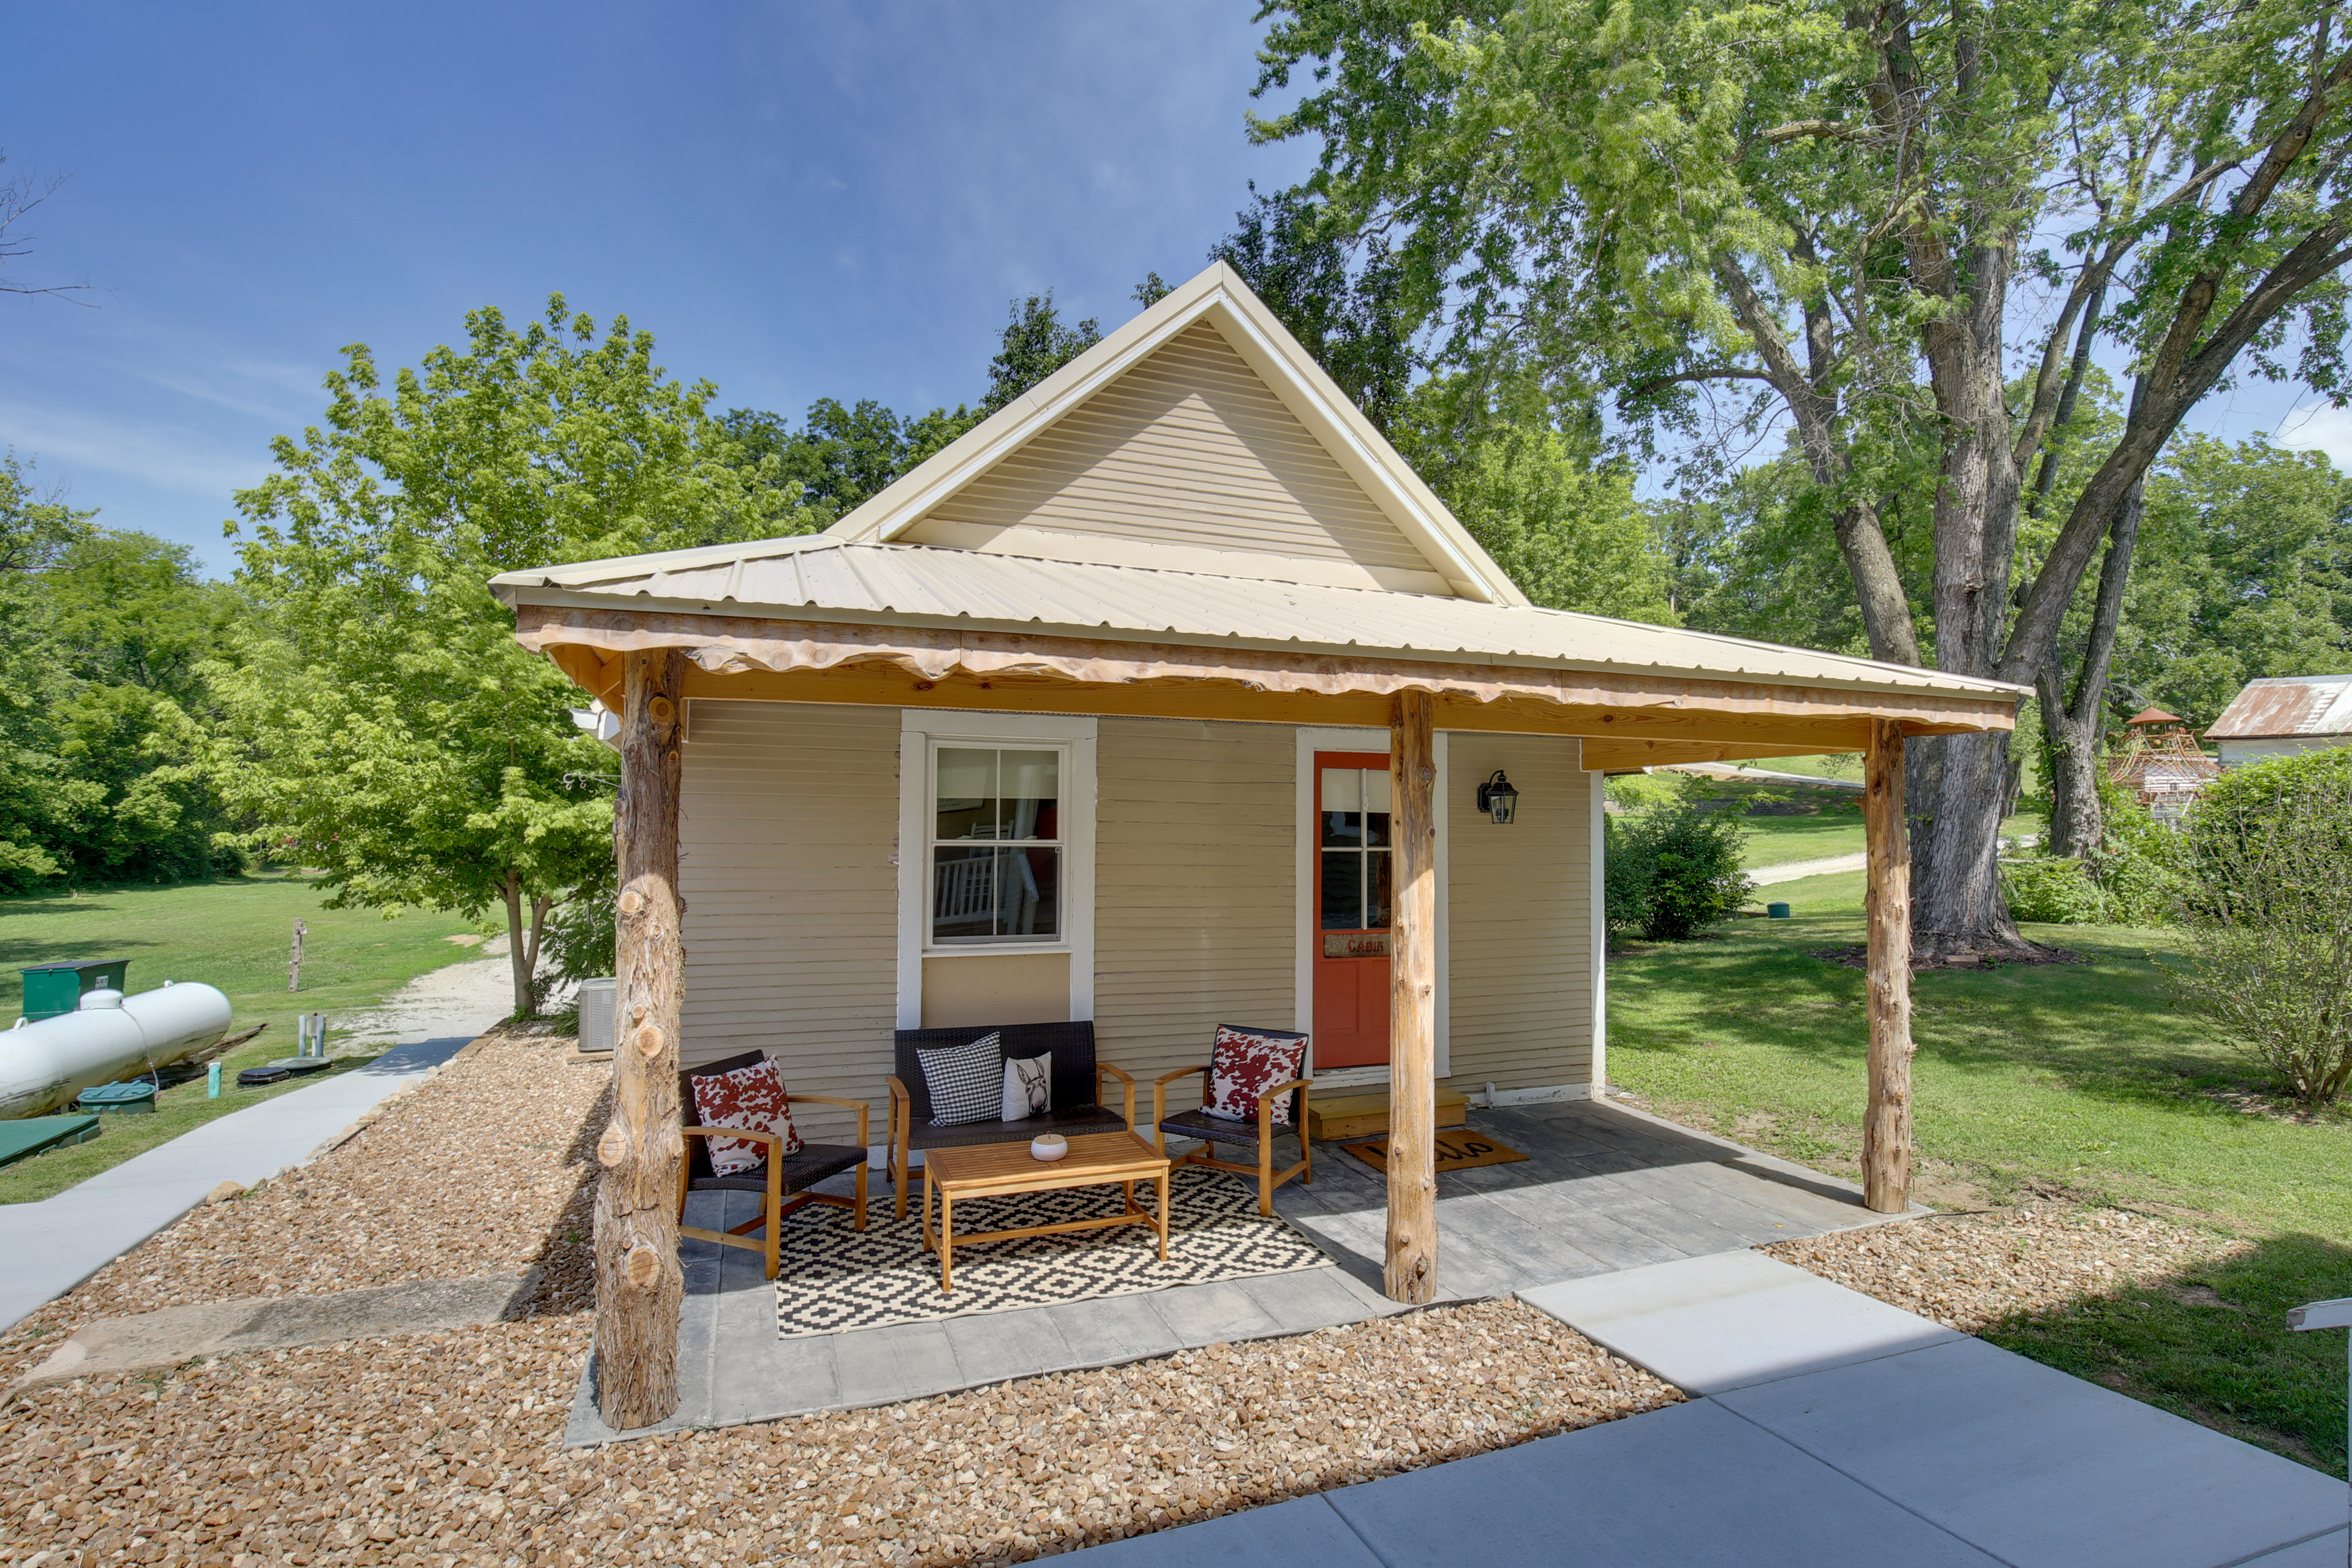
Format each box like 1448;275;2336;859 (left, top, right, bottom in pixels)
1204;1025;1308;1126
690;1057;804;1177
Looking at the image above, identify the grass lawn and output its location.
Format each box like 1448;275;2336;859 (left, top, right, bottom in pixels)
1738;813;1868;867
1;873;486;1203
1608;869;2351;1475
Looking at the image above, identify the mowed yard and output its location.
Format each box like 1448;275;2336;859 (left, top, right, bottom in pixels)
0;874;484;1201
1609;864;2351;1477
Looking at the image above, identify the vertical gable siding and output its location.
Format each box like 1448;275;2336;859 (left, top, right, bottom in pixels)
1443;734;1595;1092
677;700;898;1144
1093;718;1294;1107
927;322;1432;575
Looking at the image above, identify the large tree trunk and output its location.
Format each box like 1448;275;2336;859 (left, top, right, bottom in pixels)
593;649;688;1430
2038;479;2145;859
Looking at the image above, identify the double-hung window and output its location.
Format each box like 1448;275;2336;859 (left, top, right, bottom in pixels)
929;746;1063;944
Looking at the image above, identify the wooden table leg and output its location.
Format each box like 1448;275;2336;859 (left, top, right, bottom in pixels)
921;1170;935;1254
1156;1169;1170;1261
1123;1177;1136;1214
940;1192;954;1294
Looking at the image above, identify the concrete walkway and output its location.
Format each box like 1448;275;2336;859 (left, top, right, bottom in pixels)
1750;851;1867;885
0;1035;473;1334
1072;1250;2346;1568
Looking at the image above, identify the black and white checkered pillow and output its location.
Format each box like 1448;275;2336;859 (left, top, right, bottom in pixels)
918;1032;1005;1126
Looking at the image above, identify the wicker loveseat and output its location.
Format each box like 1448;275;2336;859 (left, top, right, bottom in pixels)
886;1022;1137;1218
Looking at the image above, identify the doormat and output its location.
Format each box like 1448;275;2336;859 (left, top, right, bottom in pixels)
1345;1129;1529;1174
769;1167;1332;1337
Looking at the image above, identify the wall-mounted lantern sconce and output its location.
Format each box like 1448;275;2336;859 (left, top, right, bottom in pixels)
1475;770;1520;824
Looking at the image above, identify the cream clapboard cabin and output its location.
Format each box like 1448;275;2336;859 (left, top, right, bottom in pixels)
492;263;2024;1417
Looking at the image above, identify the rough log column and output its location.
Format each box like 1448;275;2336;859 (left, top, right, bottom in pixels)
1863;718;1914;1213
1385;688;1439;1302
594;649;688;1428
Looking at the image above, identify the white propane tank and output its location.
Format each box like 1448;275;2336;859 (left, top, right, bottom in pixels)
0;982;234;1118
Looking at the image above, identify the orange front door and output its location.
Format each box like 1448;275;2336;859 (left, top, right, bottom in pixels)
1312;751;1393;1068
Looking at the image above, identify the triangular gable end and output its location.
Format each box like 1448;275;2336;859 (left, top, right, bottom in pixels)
826;264;1526;605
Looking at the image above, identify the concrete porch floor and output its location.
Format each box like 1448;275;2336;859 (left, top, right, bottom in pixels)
565;1096;1904;1446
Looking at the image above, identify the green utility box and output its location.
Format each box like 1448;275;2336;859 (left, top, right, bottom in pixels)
18;959;132;1022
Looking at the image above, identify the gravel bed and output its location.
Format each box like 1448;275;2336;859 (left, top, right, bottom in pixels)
1766;1202;2247;1332
2;1300;1676;1566
2;1027;1679;1566
3;1025;609;1382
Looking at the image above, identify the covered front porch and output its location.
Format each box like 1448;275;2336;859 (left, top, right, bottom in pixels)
564;1094;1898;1446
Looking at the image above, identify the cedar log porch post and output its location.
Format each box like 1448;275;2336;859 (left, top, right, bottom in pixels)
1384;688;1439;1302
594;649;688;1428
1862;718;1914;1213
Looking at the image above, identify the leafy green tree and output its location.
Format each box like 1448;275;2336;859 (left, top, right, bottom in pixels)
1254;0;2352;960
43;530;233;706
0;456;97;888
2120;436;2352;723
978;292;1101;415
213;296;806;1015
1212;187;1425;434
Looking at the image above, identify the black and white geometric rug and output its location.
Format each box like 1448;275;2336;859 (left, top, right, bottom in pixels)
772;1167;1333;1336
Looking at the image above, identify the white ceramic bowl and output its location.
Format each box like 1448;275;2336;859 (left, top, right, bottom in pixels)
1030;1134;1069;1162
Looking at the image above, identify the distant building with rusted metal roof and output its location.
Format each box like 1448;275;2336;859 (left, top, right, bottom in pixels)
2204;674;2352;767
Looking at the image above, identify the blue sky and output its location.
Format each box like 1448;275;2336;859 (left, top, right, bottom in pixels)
4;2;1315;575
5;2;2342;580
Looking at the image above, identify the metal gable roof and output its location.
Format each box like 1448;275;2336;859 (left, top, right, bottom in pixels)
491;537;2027;705
2206;673;2352;739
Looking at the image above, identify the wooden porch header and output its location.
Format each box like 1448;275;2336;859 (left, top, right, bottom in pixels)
518;603;2016;771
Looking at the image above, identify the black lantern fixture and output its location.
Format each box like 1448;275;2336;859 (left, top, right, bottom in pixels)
1475;769;1520;824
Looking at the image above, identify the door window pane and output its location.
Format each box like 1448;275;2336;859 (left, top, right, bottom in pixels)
1366;849;1392;929
1321;850;1363;929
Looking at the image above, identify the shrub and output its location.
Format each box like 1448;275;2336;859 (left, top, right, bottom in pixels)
2001;854;2106;924
1607;794;1752;941
2168;749;2352;1107
2003;777;2185;926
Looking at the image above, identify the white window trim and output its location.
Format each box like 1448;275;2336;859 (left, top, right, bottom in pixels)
896;710;1096;1030
1292;725;1448;1082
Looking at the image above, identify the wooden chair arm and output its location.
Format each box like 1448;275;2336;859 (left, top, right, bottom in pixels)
680;1124;784;1148
1096;1063;1137;1129
1258;1077;1311;1139
886;1074;910;1104
791;1093;872;1146
1151;1064;1210;1129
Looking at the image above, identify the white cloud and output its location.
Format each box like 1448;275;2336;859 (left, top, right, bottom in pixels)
0;401;267;497
2274;402;2352;469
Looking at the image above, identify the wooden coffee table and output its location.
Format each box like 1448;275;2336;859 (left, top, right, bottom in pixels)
919;1131;1172;1292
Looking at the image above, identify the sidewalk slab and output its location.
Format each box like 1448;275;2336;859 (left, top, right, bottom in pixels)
2237;1529;2349;1566
1333;1398;1997;1567
1517;1247;1959;1392
0;1035;472;1333
1066;1495;1383;1567
1716;1336;2350;1568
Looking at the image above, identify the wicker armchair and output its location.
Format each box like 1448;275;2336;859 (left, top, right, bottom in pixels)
677;1050;870;1280
1150;1029;1312;1216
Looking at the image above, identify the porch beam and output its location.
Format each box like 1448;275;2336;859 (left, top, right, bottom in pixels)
1861;718;1913;1213
594;649;689;1429
1385;688;1439;1303
639;664;2003;747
